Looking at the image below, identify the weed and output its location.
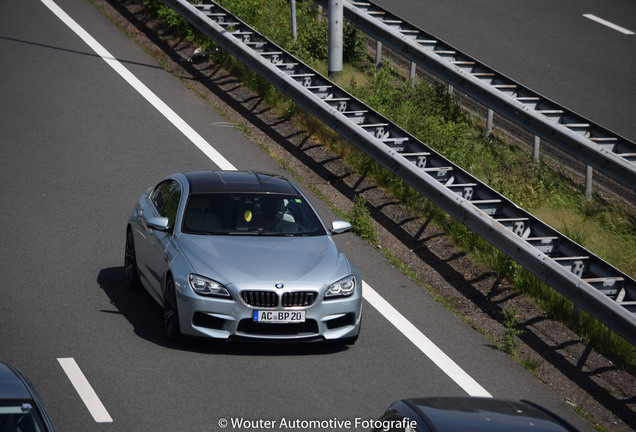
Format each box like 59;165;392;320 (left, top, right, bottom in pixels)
346;196;378;245
500;307;524;357
518;356;542;376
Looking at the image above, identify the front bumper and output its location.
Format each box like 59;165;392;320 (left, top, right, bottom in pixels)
174;279;362;342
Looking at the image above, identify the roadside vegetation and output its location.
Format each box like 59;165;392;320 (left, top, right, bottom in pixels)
136;0;636;375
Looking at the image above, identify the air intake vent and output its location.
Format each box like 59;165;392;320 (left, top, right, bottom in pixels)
241;291;278;307
281;291;318;307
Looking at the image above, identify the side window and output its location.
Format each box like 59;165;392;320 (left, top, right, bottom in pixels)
151;180;178;212
162;189;181;228
150;180;181;228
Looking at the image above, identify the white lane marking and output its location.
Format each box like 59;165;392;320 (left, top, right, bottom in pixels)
57;358;113;423
583;14;635;35
40;0;235;171
44;0;491;399
363;282;492;397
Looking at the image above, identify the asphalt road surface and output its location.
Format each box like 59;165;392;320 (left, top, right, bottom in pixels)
0;1;617;431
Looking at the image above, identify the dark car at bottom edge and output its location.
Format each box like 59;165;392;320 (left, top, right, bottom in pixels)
374;397;581;432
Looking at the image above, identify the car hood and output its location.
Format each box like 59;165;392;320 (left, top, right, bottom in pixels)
178;234;352;286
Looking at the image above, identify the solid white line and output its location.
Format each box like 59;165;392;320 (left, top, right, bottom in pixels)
583;14;635;35
43;0;490;399
57;358;113;423
40;0;236;171
363;282;492;397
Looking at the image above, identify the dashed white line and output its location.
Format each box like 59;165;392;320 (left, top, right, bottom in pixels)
57;358;113;423
583;14;635;35
363;282;491;397
43;0;491;409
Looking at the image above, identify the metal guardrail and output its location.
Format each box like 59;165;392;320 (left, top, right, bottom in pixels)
319;0;636;192
162;0;636;345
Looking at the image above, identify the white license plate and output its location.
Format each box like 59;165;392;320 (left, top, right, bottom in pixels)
253;310;306;323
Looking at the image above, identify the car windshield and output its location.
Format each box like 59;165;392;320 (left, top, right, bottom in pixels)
0;402;47;432
182;193;326;236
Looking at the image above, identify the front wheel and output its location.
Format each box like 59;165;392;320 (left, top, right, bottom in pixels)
164;277;182;342
124;229;140;291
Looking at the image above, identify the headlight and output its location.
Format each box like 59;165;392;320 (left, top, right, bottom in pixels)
189;274;231;298
325;275;355;298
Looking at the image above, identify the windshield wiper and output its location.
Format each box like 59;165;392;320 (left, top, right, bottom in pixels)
258;231;295;236
191;229;301;237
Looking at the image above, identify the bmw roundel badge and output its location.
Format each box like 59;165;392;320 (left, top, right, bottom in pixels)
275;283;284;289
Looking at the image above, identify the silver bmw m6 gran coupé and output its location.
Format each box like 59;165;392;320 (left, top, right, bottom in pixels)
125;170;362;344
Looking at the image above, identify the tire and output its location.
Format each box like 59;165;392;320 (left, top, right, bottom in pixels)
124;228;141;291
164;277;182;342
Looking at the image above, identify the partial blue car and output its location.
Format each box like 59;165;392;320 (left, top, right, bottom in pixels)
0;361;55;431
125;170;362;344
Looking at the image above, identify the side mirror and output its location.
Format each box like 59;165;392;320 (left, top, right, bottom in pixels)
330;220;352;234
146;216;170;232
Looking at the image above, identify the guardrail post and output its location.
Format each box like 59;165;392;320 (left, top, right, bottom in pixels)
328;0;343;78
291;0;297;40
409;61;416;84
375;40;382;67
585;165;593;201
486;108;494;137
533;135;541;167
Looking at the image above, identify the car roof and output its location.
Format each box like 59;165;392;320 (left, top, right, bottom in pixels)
182;171;299;195
404;397;579;432
0;361;32;400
